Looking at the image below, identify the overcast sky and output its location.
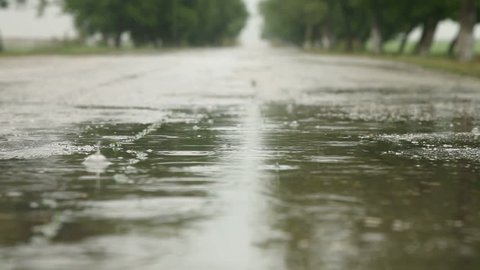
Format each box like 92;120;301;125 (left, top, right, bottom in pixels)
0;4;75;39
0;0;477;42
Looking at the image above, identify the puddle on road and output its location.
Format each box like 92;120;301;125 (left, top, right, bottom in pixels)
1;87;480;270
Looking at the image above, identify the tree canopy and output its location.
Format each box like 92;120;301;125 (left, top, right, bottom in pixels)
63;0;248;47
261;0;478;61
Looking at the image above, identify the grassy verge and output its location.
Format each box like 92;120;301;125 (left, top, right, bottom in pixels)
3;41;480;79
383;40;480;56
380;55;480;78
0;39;239;57
310;41;480;79
0;44;174;57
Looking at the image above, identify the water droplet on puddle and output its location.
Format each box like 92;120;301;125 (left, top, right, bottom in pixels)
289;121;299;128
364;217;383;228
129;159;140;165
361;232;385;242
286;104;294;114
392;220;411;232
472;127;480;136
83;149;111;174
6;191;23;198
124;165;137;174
114;174;134;184
136;152;148;160
42;199;58;209
29;202;40;209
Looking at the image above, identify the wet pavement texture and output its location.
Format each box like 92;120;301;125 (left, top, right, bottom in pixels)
1;46;480;270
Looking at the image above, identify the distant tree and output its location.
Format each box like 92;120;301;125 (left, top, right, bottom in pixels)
448;1;480;59
454;0;477;61
261;0;401;53
64;0;132;48
260;0;307;45
63;0;247;48
261;0;478;59
261;0;368;50
337;0;366;52
302;0;327;49
412;0;456;55
366;0;384;54
352;0;405;54
391;0;417;54
0;0;6;51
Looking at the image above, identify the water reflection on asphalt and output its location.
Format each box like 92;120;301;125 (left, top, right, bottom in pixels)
1;83;480;269
1;41;480;269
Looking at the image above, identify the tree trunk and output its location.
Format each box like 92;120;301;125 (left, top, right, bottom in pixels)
455;0;476;61
152;38;161;48
398;26;413;55
172;0;178;45
370;17;382;54
415;20;439;56
448;34;459;57
303;25;313;49
320;25;334;50
100;33;109;46
339;1;354;52
114;33;122;48
345;37;354;52
0;30;3;52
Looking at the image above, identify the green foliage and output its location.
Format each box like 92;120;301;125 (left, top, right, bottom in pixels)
63;0;248;47
261;0;473;56
257;0;321;45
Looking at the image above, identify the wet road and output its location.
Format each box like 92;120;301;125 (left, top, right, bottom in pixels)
2;32;480;270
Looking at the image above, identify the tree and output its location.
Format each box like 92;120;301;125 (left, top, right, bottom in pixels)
261;0;309;45
353;0;404;54
302;0;327;49
63;0;247;48
319;0;337;49
261;0;369;50
0;0;4;51
391;0;417;54
64;0;133;48
411;0;456;56
455;0;477;61
448;1;480;58
261;0;476;58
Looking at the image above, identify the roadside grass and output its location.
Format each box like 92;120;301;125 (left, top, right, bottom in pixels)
383;40;480;55
311;41;480;79
0;44;172;57
0;39;239;57
3;40;480;79
381;54;480;78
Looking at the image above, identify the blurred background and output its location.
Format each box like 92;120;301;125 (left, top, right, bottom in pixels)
2;2;480;270
0;0;479;62
0;0;249;53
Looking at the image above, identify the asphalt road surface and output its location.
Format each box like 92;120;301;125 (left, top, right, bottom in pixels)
1;31;480;270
